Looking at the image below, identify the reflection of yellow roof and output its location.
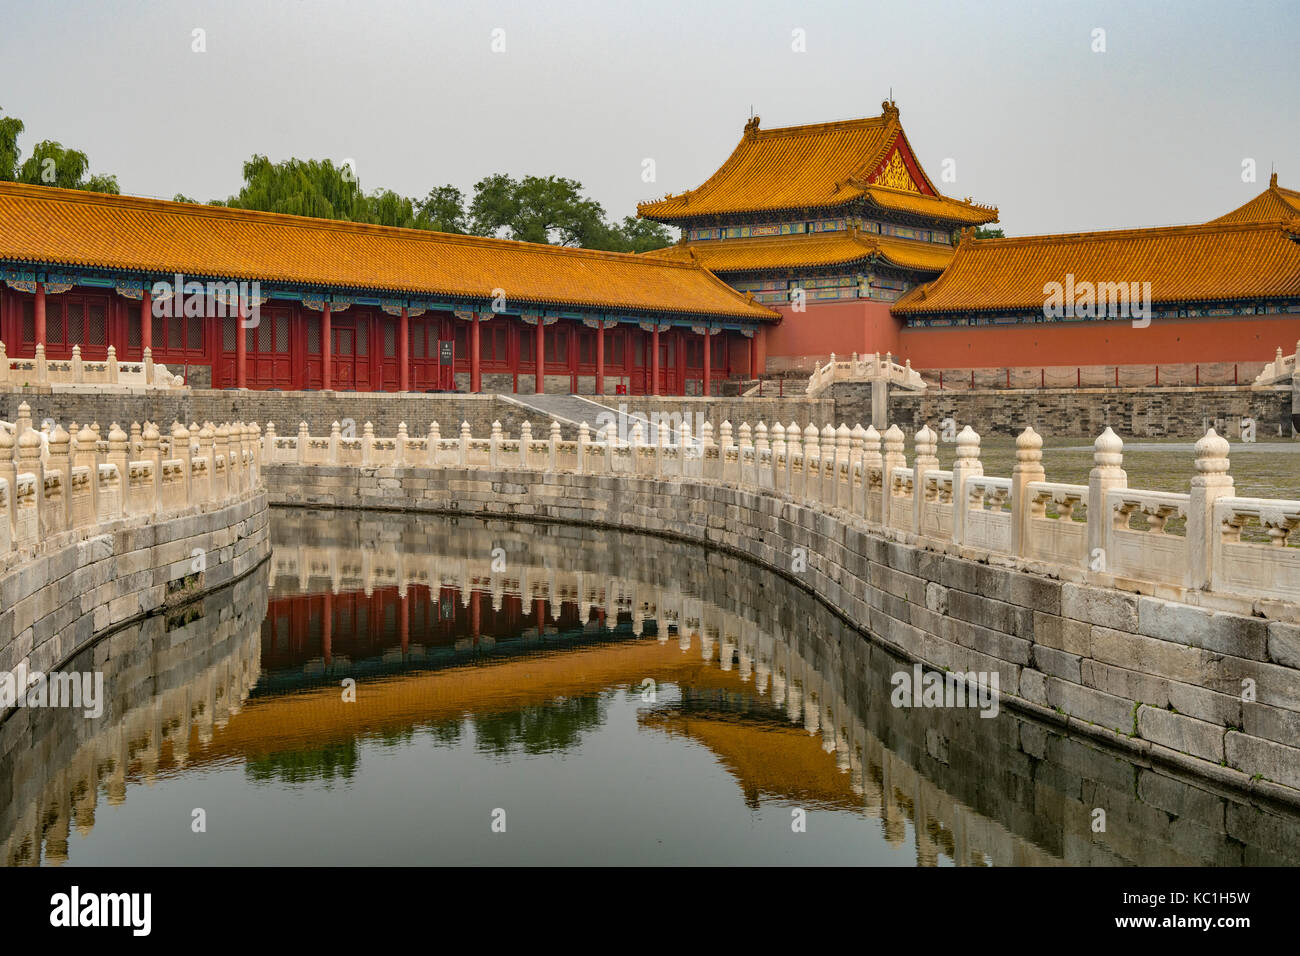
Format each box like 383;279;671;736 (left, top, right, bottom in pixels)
0;182;776;320
645;232;954;274
642;712;863;810
1211;173;1300;224
637;108;996;225
894;219;1300;315
195;639;713;758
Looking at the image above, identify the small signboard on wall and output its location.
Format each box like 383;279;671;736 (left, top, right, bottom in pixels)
439;341;454;365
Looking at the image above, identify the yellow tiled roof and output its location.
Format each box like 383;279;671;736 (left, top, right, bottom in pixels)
1211;173;1300;224
0;182;776;320
863;185;997;226
637;106;997;225
644;231;954;274
893;220;1300;315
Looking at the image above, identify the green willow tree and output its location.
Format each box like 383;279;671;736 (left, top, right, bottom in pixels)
0;108;118;192
207;156;670;251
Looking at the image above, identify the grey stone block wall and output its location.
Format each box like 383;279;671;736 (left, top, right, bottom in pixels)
265;463;1300;806
0;490;270;697
856;383;1295;439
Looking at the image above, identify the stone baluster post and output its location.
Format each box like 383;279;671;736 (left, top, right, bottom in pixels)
861;424;883;521
213;423;230;498
1189;428;1233;591
45;423;69;533
17;425;43;542
296;422;309;465
578;422;589;474
142;422;162;513
428;422;440;466
107;344;119;383
489;420;502;469
950;426;983;547
881;424;906;528
770;421;785;491
35;343;47;383
172;421;192;504
396;422;408;466
819;424;836;504
786;421;800;495
107;423;127;517
548;421;561;471
755;421;769;455
0;426;15;543
326;421;340;464
198;423;215;502
1011;426;1045;557
913;424;939;534
1086;427;1126;571
834;423;851;508
361;421;375;466
71;344;83;383
129;421;142;459
802;423;820;503
76;423;98;524
679;419;692;479
0;340;8;384
459;421;471;467
264;422;276;462
520;421;532;469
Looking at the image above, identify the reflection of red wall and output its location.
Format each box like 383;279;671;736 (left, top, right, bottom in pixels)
763;301;902;371
897;316;1300;368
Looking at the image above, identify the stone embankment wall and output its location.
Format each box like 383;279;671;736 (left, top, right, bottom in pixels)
0;489;269;688
855;384;1297;439
265;463;1300;808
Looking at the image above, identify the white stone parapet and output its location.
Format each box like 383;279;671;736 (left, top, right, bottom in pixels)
0;402;259;557
0;343;187;391
261;416;1299;611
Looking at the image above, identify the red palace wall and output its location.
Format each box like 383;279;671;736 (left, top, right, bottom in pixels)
761;300;1300;372
0;286;757;394
763;300;901;372
897;315;1300;369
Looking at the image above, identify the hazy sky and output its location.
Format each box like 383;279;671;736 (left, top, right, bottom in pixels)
2;0;1296;236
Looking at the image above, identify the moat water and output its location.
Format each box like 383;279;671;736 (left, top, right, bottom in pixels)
3;509;1298;866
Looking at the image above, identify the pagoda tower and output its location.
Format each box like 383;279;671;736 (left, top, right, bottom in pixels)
637;101;997;369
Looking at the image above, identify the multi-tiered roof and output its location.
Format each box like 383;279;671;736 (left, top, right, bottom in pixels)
638;102;997;303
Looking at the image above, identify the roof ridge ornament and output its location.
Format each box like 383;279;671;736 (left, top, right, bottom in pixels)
743;115;761;136
881;98;899;122
1271;171;1279;188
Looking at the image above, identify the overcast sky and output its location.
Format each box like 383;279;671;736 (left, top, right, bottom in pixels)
2;0;1296;237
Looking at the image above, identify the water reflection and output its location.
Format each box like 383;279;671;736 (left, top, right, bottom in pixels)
3;509;1298;866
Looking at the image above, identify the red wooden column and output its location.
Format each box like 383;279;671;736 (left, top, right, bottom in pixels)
399;305;410;391
141;290;152;352
470;316;482;392
595;322;605;396
321;303;332;390
34;282;46;348
749;329;760;379
535;320;544;395
399;591;410;654
236;298;248;388
702;328;712;397
650;326;660;396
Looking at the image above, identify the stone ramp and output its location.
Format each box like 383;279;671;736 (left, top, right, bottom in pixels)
499;393;682;440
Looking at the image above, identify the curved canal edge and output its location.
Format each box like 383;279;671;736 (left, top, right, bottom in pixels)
266;464;1300;811
0;488;270;695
